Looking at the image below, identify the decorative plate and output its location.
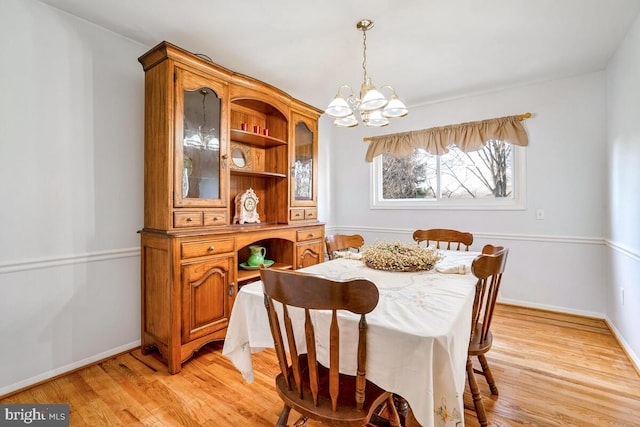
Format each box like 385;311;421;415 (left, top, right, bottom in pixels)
230;143;252;170
239;260;275;270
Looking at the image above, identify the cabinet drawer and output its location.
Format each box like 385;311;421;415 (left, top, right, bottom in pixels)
204;210;228;226
181;238;235;259
297;228;323;242
290;209;305;221
174;212;203;228
291;208;318;221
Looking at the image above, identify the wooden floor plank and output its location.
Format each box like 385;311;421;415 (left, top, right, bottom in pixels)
2;304;639;426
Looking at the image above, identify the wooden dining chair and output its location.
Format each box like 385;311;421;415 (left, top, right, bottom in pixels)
412;228;473;251
466;244;509;427
260;268;401;427
324;234;365;260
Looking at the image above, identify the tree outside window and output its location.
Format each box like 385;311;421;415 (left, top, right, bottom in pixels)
379;140;515;202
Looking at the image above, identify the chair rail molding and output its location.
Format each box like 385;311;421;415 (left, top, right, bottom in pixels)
327;225;605;246
0;247;140;274
606;239;640;262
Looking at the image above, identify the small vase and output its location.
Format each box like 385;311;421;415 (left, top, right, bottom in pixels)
247;245;267;266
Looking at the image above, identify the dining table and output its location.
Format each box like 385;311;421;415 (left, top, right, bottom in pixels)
222;250;480;427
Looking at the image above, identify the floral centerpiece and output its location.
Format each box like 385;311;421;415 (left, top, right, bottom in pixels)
362;241;444;272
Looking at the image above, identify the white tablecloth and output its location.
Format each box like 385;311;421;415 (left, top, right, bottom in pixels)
222;251;478;427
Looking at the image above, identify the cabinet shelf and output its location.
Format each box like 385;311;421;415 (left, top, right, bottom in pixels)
230;169;286;179
230;129;287;147
237;262;293;283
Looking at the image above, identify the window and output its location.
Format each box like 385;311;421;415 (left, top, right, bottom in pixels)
371;140;525;209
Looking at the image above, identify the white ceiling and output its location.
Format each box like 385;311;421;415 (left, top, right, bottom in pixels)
39;0;640;111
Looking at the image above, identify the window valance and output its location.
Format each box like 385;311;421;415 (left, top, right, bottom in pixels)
364;113;530;162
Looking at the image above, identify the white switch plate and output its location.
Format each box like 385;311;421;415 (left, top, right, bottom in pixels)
536;209;545;220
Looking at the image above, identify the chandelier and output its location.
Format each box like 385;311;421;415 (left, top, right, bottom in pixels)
325;19;408;127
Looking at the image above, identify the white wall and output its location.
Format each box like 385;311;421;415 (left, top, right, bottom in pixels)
606;14;640;367
326;72;609;317
0;0;145;394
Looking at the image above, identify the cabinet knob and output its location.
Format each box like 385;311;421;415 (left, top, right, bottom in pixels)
228;282;236;296
186;217;193;222
308;233;314;238
207;246;215;252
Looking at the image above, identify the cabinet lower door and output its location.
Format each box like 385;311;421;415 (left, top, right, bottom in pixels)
295;241;324;269
181;257;234;343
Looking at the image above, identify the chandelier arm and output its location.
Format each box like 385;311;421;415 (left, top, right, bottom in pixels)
336;84;355;98
379;85;398;96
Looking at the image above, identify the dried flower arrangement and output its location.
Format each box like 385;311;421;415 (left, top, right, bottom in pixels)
362;241;444;272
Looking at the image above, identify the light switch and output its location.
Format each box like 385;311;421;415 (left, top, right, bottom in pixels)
536;209;545;220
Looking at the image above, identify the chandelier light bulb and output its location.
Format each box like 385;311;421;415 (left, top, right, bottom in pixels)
333;114;359;127
325;95;353;118
359;78;388;111
382;94;409;118
363;109;390;127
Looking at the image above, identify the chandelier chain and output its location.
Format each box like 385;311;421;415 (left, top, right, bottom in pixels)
362;28;368;82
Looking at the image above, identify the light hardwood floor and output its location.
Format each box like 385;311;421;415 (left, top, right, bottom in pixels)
2;304;639;426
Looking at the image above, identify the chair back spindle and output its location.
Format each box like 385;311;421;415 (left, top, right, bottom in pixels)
325;234;365;260
470;245;508;344
412;228;473;251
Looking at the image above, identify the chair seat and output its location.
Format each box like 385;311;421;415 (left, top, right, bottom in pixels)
275;354;392;427
468;324;493;355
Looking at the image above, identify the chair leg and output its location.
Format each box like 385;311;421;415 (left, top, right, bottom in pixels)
277;404;291;427
466;356;487;427
386;394;402;427
477;354;499;395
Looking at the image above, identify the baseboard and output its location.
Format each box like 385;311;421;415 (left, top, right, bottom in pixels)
603;316;640;376
0;340;141;398
497;297;605;319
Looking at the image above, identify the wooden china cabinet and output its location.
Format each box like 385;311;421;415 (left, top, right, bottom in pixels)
138;41;323;373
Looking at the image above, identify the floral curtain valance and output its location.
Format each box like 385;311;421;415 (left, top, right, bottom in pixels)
364;114;529;162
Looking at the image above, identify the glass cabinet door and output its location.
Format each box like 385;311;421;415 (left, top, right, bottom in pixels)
174;68;227;207
291;113;317;206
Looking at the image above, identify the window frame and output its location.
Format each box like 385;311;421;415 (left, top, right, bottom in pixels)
370;144;527;210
